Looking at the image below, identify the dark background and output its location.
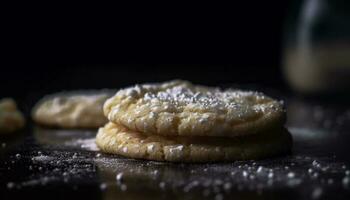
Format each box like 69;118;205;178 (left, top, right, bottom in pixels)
1;1;294;99
2;2;350;200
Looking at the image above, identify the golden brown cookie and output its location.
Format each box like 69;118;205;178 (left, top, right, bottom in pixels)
104;80;285;137
0;98;25;134
96;122;292;162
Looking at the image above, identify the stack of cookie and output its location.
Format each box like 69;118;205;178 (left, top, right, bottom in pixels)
96;80;292;162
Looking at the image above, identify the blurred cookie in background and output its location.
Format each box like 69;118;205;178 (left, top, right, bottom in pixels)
32;90;114;129
0;98;25;134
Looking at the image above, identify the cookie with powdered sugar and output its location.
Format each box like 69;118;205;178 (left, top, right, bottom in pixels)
96;122;292;162
104;80;286;137
0;98;25;134
32;90;113;128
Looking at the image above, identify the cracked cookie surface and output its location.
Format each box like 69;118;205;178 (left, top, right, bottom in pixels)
0;98;25;134
104;80;286;137
96;122;292;162
32;90;113;128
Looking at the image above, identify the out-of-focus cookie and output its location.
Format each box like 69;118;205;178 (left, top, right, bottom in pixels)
0;98;25;134
104;80;285;137
96;122;292;162
32;90;113;128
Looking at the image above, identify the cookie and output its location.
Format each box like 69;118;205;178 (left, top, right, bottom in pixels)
96;122;292;162
32;90;113;128
0;98;25;134
104;80;285;137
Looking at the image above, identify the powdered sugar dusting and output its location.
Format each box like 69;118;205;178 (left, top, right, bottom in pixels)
111;80;283;120
65;138;99;151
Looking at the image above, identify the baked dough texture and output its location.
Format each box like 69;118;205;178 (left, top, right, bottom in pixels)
32;91;112;128
96;122;292;162
104;80;286;137
0;98;25;134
